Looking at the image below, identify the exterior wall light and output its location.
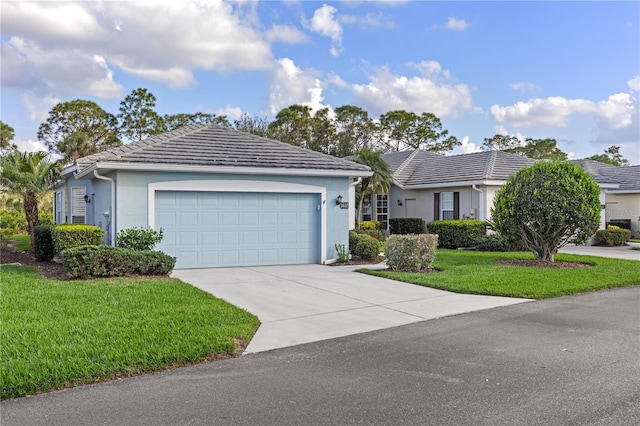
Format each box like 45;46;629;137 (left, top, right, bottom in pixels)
336;195;343;205
83;194;91;204
397;200;403;206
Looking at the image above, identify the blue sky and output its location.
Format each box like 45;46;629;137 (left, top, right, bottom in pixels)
2;0;639;163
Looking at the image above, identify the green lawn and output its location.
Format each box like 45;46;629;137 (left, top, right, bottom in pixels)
6;234;30;251
0;266;260;400
359;249;640;299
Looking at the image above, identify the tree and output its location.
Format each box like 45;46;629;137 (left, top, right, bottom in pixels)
333;105;378;157
491;161;600;262
308;107;336;154
380;110;459;153
234;113;270;137
117;88;165;141
517;138;567;161
352;148;393;227
164;112;231;131
588;145;630;167
267;105;313;148
38;100;121;158
58;131;94;163
482;134;521;151
0;150;61;252
1;120;16;150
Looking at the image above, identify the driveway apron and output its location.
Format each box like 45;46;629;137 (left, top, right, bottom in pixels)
172;265;532;354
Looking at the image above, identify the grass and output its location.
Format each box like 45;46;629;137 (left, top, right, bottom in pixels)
359;249;640;300
7;234;30;251
0;266;260;400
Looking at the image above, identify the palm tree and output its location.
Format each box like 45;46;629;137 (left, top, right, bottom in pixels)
59;131;96;163
353;148;393;227
0;151;61;252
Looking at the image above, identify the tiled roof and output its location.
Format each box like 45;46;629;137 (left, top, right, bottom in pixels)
76;124;371;175
570;159;620;185
385;150;536;186
575;161;640;191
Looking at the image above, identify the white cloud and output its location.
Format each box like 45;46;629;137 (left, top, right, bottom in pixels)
21;94;60;122
266;24;309;44
308;4;343;56
452;136;482;155
215;105;244;120
267;58;329;115
509;82;540;93
445;17;469;31
628;75;640;92
352;61;475;117
340;12;395;29
14;138;48;154
327;72;349;88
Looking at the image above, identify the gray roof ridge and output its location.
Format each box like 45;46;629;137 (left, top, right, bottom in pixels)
393;149;420;178
483;150;497;179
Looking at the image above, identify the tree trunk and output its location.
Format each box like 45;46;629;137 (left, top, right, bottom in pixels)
356;179;370;229
23;191;39;254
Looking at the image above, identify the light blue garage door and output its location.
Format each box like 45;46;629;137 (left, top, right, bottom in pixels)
155;191;320;269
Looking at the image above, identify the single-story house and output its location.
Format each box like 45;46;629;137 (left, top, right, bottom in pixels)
363;150;639;239
54;124;371;269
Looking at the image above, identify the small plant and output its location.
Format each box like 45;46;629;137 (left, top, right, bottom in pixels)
116;227;164;251
334;244;350;263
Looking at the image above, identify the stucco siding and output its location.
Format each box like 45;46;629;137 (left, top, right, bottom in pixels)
606;193;640;238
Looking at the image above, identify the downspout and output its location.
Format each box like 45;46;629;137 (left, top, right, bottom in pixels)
94;170;116;246
349;177;363;230
472;184;484;221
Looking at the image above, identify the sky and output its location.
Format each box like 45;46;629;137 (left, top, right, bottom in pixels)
1;0;639;163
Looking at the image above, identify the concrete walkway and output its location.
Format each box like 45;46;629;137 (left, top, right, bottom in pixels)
559;243;640;261
172;265;531;354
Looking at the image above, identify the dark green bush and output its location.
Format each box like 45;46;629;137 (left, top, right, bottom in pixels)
595;228;631;246
474;234;510;252
389;218;424;235
385;234;438;272
116;227;164;251
34;225;54;261
349;229;361;252
60;245;176;279
353;234;380;260
52;224;104;254
607;219;631;230
427;220;487;248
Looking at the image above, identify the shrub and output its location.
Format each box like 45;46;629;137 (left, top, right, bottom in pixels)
334;243;349;263
595;228;631;246
389;218;424;235
362;228;385;242
491;161;600;262
116;227;164;251
385;234;438;272
34;225;54;261
60;245;176;279
474;234;510;252
38;211;54;226
608;220;631;231
349;229;361;253
0;209;27;237
354;234;380;260
426;220;487;249
359;220;380;231
52;224;104;254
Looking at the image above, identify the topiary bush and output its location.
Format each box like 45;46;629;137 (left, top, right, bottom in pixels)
353;234;380;260
52;224;104;254
34;225;55;261
385;234;438;272
389;218;424;235
426;220;487;248
595;228;631;246
60;245;176;279
116;227;164;251
474;234;510;252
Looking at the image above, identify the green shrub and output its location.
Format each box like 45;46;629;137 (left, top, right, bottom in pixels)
349;229;361;253
34;225;54;262
0;210;27;237
52;224;104;254
38;211;54;226
359;220;380;231
60;245;176;279
116;227;164;251
608;220;631;230
362;228;385;242
353;234;380;260
385;234;438;272
427;220;487;249
474;234;510;252
389;218;424;235
334;244;349;263
595;228;631;246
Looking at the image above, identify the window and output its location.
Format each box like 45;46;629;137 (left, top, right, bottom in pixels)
376;194;388;230
362;195;372;221
71;187;87;224
441;192;454;220
54;189;66;224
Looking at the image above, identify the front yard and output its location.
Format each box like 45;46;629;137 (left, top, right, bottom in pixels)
360;249;640;299
0;266;260;400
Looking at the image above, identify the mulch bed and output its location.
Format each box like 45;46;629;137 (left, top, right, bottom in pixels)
496;259;592;268
328;255;386;266
1;244;68;280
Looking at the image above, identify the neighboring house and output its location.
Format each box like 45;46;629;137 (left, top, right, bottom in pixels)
54;124;371;269
363;150;639;239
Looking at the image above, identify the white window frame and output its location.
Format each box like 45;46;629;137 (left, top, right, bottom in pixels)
71;187;87;224
441;192;454;220
54;189;66;224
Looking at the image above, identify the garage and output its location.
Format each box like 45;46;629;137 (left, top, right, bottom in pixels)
155;190;320;269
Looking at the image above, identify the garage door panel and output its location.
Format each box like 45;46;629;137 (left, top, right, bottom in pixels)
156;191;319;268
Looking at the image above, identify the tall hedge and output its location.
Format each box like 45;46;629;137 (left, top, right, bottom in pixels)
389;218;424;235
52;224;104;254
426;220;486;248
34;225;54;261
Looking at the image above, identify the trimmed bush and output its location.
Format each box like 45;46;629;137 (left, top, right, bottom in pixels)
349;229;361;253
389;218;424;235
427;220;487;249
359;220;380;231
595;228;631;246
60;245;176;279
608;219;631;231
385;234;438;272
116;227;164;251
353;234;380;260
362;228;385;242
34;225;55;261
52;224;104;254
474;234;510;252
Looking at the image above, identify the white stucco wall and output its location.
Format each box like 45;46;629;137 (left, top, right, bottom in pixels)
606;193;640;238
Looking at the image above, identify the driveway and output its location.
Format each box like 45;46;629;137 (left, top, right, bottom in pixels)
559;243;640;261
172;264;531;353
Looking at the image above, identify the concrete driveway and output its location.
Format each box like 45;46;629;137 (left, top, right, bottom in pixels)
172;265;531;353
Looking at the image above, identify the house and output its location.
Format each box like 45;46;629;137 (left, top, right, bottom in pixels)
54;124;371;269
363;150;639;239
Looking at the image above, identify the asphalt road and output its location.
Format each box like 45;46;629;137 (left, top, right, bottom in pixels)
2;286;639;426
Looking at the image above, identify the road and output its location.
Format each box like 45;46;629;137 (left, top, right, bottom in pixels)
2;286;639;425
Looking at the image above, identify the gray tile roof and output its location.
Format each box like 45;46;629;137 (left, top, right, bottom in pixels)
76;124;371;175
570;159;621;185
571;160;640;191
385;150;536;186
